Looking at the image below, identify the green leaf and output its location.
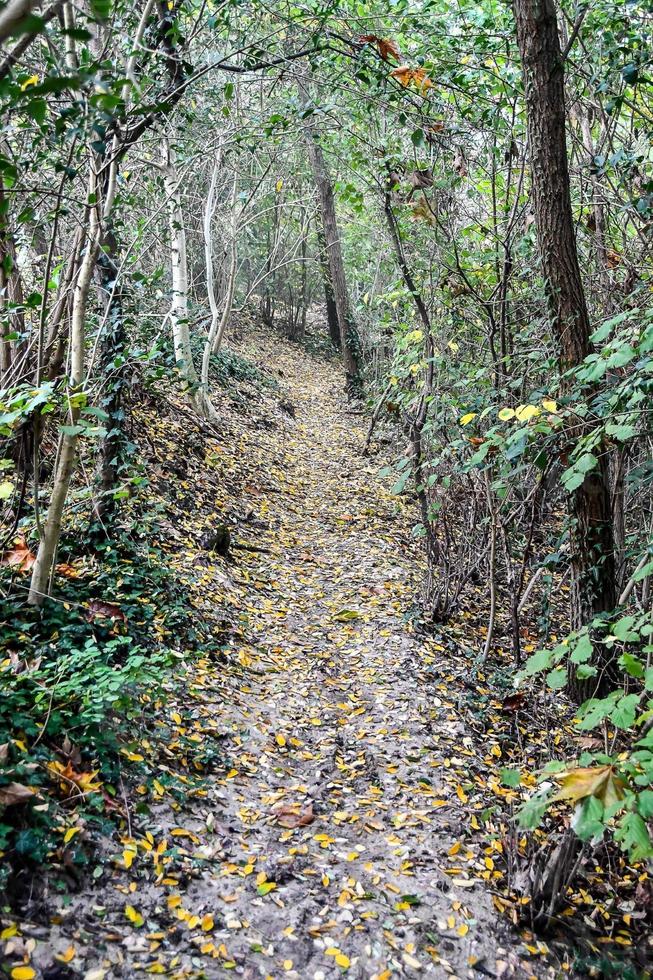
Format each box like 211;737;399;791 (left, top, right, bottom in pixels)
500;768;521;787
521;649;554;676
610;693;641;730
257;881;276;895
573;796;604;842
570;633;593;663
578;693;619;730
518;788;551;830
637;789;653;819
546;667;567;690
332;609;361;622
562;453;597;492
90;0;112;19
613;615;638;642
615;812;653;860
620;653;644;679
391;469;411;494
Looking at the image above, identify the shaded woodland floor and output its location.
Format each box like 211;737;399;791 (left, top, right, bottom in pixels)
14;332;568;978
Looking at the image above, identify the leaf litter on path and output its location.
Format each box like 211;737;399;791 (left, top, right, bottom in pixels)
14;329;552;980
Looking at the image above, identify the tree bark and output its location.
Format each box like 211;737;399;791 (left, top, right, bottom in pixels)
162;137;215;419
315;220;340;349
29;168;100;605
298;78;361;393
513;0;616;699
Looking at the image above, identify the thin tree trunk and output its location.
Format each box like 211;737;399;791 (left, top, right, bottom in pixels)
28;167;100;605
315;220;340;349
513;0;616;699
162;137;215;419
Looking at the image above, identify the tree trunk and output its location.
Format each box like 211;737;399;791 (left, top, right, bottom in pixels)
513;0;616;699
29;170;100;605
315;220;340;349
93;219;127;522
298;79;361;393
162;137;215;419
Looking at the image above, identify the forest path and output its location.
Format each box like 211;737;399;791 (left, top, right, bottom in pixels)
38;333;529;980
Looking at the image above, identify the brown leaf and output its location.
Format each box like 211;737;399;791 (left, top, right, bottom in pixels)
1;537;36;573
85;599;127;623
410;169;433;191
390;65;433;92
606;248;621;268
378;37;401;62
273;803;315;829
501;692;526;713
0;781;38;807
358;34;401;62
56;562;83;579
411;199;437;226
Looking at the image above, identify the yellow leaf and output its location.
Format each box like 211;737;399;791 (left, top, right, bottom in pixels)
125;904;144;928
55;946;76;964
515;404;540;422
257;881;276;895
498;407;515;421
201;914;214;932
275;733;286;747
11;968;36;980
448;339;459;352
552;765;625;807
63;826;80;843
456;785;468;804
457;923;469;936
275;179;283;193
542;399;557;413
335;952;350;969
20;75;39;91
459;412;476;426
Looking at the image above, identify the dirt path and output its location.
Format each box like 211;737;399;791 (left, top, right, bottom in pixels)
31;336;531;979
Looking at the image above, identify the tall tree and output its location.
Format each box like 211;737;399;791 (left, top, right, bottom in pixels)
298;75;362;394
513;0;616;696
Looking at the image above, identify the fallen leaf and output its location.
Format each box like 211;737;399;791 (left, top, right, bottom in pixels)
0;782;38;807
2;538;36;573
274;803;315;829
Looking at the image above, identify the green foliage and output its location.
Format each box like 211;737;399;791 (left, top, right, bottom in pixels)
209;348;279;391
517;609;653;861
0;529;214;879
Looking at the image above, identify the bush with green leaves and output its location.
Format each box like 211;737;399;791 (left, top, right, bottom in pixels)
0;530;215;883
517;610;653;862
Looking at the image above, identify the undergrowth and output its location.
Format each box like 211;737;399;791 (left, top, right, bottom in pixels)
0;526;217;901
